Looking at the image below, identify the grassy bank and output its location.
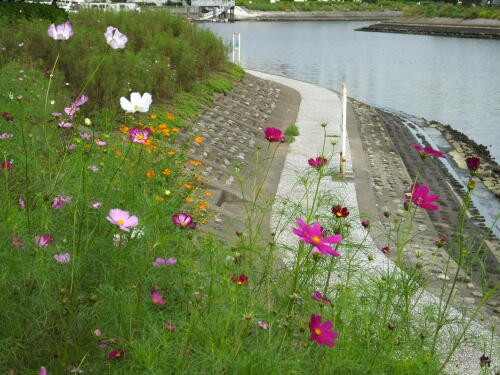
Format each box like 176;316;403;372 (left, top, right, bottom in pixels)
0;6;496;375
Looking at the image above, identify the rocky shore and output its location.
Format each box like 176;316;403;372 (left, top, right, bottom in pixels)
357;16;500;39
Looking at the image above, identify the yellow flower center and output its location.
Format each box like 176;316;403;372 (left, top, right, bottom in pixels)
336;212;342;217
117;220;125;225
134;105;139;110
314;328;321;335
138;134;144;140
311;236;321;243
237;281;243;285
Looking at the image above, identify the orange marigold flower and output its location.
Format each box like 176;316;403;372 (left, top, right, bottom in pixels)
194;136;203;143
137;122;144;126
172;128;180;132
196;177;203;181
146;170;155;178
119;125;129;133
189;160;202;166
167;151;176;155
143;139;152;146
198;202;208;211
146;148;153;154
149;126;156;133
181;184;193;189
159;124;167;129
155;195;164;201
205;192;212;197
167;115;175;120
150;115;158;119
185;197;194;203
162;130;170;136
162;168;171;176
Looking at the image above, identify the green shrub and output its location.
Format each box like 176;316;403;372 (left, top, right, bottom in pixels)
0;10;227;113
0;3;67;24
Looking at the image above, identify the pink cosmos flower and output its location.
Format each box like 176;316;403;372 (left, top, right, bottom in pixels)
263;127;286;142
0;133;13;139
129;126;151;144
308;157;328;168
35;235;53;247
164;322;176;331
172;213;196;229
257;321;268;330
151;291;166;305
72;94;88;107
19;198;25;208
12;236;25;249
67;144;76;150
108;349;125;359
40;367;47;375
53;253;71;263
89;165;99;172
309;314;339;347
410;184;440;211
58;121;72;128
104;26;128;49
90;201;102;209
94;329;102;337
80;133;91;140
411;144;446;159
107;209;138;232
94;140;106;146
52;112;62;117
292;218;342;257
64;105;78;117
465;156;480;174
311;290;332;304
381;246;390;254
52;195;72;209
48;21;74;40
152;257;177;266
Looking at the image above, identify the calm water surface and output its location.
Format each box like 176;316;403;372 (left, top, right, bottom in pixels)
204;21;500;161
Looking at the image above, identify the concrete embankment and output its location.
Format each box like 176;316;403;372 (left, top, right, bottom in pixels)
357;16;500;39
235;9;402;21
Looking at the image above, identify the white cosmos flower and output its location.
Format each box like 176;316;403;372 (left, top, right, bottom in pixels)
104;26;128;49
120;92;152;113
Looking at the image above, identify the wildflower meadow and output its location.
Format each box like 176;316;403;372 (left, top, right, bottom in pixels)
0;7;497;375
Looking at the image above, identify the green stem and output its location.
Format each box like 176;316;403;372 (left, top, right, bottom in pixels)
44;52;60;113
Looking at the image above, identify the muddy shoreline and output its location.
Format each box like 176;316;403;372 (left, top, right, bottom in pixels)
357;17;500;39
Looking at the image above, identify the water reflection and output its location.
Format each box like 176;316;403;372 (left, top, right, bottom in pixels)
204;21;500;160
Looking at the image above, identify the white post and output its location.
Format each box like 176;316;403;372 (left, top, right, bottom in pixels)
341;83;347;178
232;33;235;62
237;32;241;64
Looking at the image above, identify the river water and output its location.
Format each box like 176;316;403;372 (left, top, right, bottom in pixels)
203;21;500;161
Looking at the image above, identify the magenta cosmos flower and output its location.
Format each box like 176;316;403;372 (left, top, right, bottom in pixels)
48;21;74;40
293;218;342;257
263;127;286;142
108;349;125;359
231;274;248;285
309;314;339;347
410;184;440;211
311;290;332;304
465;156;480;174
381;246;390;254
1;160;13;171
40;367;47;375
129;126;151;144
35;235;53;247
308;157;328;168
411;144;446;159
435;237;449;248
72;94;88;107
331;205;349;218
172;213;196;229
107;209;138;232
151;291;166;305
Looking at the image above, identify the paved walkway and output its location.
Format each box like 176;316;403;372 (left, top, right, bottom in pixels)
246;69;498;375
